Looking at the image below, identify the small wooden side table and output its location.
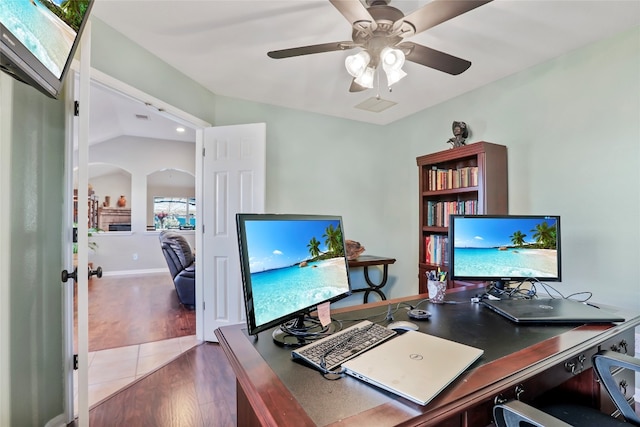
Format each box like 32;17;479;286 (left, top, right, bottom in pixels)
347;255;396;303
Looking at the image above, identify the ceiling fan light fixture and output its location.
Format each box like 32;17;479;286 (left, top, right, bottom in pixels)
345;51;371;78
380;47;405;71
380;47;406;87
354;66;375;88
384;67;407;87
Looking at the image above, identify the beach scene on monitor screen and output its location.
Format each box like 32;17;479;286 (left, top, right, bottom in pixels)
1;0;83;78
245;219;349;326
454;217;558;278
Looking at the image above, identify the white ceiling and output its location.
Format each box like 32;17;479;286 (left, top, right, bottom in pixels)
89;81;196;145
89;0;639;133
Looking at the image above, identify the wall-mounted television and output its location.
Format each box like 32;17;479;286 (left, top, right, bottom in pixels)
449;214;561;290
236;213;352;346
0;0;93;99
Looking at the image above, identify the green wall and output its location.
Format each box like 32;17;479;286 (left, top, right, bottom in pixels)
5;78;66;425
399;26;640;309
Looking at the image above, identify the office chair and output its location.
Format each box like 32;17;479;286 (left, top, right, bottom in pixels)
494;350;640;427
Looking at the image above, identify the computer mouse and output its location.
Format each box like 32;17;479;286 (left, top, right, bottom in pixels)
387;320;419;332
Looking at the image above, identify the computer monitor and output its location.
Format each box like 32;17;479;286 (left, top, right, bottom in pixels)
1;0;94;98
449;214;561;290
236;213;352;346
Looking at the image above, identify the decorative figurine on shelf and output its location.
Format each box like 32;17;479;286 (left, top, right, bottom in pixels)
446;121;468;148
117;195;127;207
103;196;111;207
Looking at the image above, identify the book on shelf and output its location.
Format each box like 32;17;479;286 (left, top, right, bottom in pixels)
428;166;478;191
424;234;449;266
426;200;478;227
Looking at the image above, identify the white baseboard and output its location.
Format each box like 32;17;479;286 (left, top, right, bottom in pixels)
102;268;168;277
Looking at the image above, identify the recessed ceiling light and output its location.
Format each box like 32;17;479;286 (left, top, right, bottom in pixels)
176;127;185;133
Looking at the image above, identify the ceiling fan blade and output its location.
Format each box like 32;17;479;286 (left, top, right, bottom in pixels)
268;41;356;59
349;78;367;93
399;42;471;75
329;0;377;32
401;0;492;35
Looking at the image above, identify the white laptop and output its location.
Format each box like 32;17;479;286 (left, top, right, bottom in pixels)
342;330;484;406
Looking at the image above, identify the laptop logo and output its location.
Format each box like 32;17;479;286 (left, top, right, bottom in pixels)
409;354;424;360
538;304;554;310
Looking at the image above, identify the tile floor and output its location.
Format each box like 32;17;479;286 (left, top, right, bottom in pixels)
74;335;201;413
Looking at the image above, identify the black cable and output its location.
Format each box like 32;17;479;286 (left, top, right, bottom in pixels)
511;278;594;303
337;301;411;325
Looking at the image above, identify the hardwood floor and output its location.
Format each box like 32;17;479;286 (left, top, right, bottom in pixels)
70;342;237;426
77;272;196;352
70;273;237;427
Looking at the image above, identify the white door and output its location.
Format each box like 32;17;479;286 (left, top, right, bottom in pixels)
69;23;92;427
201;123;265;342
61;71;79;424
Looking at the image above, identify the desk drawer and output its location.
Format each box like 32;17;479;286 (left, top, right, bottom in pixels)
470;328;636;426
531;328;635;408
598;328;636;417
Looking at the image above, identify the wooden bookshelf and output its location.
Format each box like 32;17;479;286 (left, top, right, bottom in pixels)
73;189;99;229
416;142;508;293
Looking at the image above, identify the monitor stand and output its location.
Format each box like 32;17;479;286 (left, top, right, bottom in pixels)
493;280;507;291
486;280;509;299
272;313;337;347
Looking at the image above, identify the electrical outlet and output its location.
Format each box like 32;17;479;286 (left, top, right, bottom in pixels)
132;253;138;261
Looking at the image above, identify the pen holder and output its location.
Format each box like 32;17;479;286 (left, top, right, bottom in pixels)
427;280;447;304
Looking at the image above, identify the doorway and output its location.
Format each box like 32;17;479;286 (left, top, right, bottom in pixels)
71;74;207;412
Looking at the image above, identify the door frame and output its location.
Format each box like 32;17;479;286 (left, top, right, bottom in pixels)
62;66;211;422
0;71;14;427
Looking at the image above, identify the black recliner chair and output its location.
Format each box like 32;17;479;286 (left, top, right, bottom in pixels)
159;231;196;309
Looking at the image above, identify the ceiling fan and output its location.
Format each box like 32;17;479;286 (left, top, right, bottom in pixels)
267;0;492;92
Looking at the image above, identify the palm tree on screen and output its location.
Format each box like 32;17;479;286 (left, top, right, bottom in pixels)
323;225;343;256
60;0;90;29
531;222;556;249
307;237;321;258
510;230;526;247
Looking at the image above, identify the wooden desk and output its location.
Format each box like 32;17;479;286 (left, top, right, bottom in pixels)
215;289;638;426
348;255;396;303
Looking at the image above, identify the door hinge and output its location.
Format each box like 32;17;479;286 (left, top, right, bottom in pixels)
202;301;205;311
74;354;78;370
74;101;80;116
202;147;205;157
202;224;205;234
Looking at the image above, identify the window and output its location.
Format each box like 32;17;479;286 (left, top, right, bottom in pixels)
154;197;196;230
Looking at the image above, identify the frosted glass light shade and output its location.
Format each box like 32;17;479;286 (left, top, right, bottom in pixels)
381;47;406;87
354;66;375;88
384;67;407;86
380;47;405;71
345;51;371;78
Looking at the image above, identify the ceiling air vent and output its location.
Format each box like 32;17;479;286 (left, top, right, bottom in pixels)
135;114;150;120
354;97;397;113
